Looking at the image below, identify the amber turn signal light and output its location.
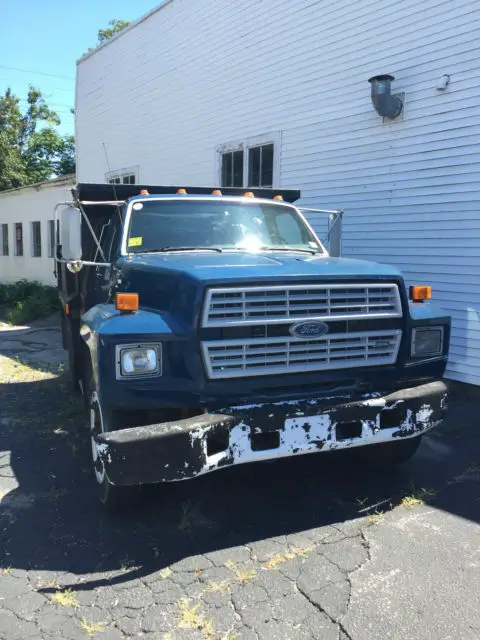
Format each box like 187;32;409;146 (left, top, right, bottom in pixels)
410;286;432;302
116;293;139;312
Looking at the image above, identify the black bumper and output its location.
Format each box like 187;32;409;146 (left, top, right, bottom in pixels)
96;380;448;486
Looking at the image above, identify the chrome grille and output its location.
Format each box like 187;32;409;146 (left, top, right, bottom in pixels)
202;330;402;379
202;284;402;327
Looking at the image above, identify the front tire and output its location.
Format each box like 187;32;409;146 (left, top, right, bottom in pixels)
86;369;143;512
355;435;422;468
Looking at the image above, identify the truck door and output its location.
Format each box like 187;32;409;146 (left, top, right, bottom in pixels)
93;212;122;304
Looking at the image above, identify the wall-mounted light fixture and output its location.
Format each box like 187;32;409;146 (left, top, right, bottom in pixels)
368;74;403;119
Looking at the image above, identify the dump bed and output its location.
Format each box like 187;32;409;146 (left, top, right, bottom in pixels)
74;183;301;204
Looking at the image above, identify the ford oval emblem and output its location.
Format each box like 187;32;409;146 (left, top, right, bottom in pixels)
289;320;329;339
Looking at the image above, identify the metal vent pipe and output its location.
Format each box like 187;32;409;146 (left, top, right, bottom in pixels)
368;74;403;119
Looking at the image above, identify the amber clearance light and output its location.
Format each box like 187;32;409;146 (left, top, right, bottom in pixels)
410;286;432;303
116;293;139;313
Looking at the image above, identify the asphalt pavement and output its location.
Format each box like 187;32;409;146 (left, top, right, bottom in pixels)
0;317;479;640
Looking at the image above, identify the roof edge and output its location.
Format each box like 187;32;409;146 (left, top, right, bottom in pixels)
0;175;76;197
77;0;175;65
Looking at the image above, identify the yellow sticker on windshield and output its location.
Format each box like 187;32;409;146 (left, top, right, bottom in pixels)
128;237;142;247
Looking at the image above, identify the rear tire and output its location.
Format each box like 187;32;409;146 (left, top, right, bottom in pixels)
85;365;143;512
355;435;422;468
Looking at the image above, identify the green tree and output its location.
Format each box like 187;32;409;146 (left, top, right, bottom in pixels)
0;86;75;192
97;19;130;44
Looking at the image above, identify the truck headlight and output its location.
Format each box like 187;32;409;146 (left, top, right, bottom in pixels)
411;327;444;358
116;344;162;378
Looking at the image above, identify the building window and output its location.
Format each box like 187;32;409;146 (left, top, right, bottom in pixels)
106;170;137;185
248;143;274;188
221;150;244;188
15;223;23;256
31;221;42;257
218;134;279;189
48;220;55;258
1;224;8;256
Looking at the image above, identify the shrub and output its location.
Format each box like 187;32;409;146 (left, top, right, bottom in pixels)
0;280;59;324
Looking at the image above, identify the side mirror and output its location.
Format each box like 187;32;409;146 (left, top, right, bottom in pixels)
59;206;82;261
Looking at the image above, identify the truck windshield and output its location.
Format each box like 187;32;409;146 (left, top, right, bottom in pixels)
126;199;324;254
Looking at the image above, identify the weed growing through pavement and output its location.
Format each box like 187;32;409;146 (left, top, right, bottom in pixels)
177;599;214;637
51;588;79;608
264;547;312;569
367;510;385;525
400;484;437;508
80;619;105;637
206;580;230;594
225;561;256;583
178;500;199;532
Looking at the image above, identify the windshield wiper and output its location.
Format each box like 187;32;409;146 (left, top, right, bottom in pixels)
138;247;224;254
257;246;320;255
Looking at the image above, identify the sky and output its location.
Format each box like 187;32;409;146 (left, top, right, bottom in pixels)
0;0;158;137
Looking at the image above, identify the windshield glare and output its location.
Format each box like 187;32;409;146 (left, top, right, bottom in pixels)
126;199;324;254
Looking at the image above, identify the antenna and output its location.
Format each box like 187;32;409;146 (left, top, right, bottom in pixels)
102;141;123;224
102;141;118;196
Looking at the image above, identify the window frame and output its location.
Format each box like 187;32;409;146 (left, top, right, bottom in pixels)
14;223;23;257
31;221;42;258
48;220;55;258
1;223;8;256
217;132;281;189
106;166;139;185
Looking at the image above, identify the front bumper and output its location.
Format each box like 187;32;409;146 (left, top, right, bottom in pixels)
96;380;448;486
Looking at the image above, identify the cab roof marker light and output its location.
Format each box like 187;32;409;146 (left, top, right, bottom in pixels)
244;191;255;197
211;189;222;195
273;194;283;200
177;188;187;194
139;189;149;195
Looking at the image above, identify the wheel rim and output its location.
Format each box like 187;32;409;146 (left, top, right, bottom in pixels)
90;391;106;484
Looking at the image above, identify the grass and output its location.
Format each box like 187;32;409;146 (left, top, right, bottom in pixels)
367;510;385;525
51;588;79;608
177;599;214;638
80;619;105;637
159;566;172;579
399;485;438;508
0;354;57;384
0;279;59;325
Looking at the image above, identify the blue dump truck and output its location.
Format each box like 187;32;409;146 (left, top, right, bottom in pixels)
55;184;450;510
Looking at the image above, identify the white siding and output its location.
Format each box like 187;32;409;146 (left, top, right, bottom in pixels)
75;0;480;385
0;177;75;286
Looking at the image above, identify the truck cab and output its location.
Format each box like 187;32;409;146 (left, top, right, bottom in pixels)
55;184;450;510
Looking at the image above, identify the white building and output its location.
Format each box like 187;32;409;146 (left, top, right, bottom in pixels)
74;0;480;386
0;175;75;286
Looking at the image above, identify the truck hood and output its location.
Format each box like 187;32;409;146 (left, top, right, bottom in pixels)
117;252;403;329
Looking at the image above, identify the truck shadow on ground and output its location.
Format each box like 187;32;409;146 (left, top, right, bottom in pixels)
0;370;479;595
